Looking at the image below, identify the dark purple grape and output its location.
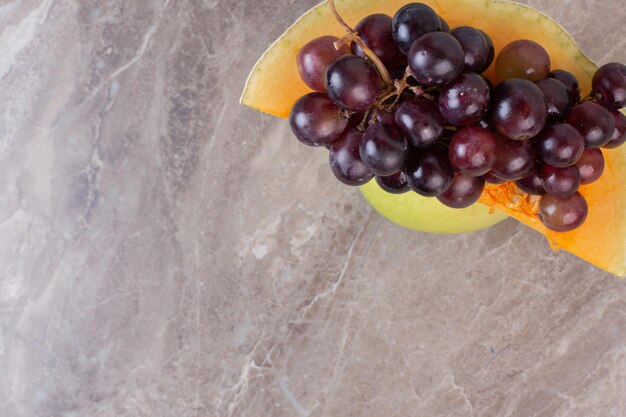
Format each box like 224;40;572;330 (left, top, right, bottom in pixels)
575;148;605;185
289;93;349;146
353;14;403;66
376;171;410;194
438;72;490;126
592;62;626;109
359;124;408;175
437;173;485;208
538;192;588;232
479;30;495;72
372;110;396;126
329;127;374;186
485;171;506;184
296;36;350;92
391;3;442;54
515;170;545;195
491;134;535;180
566;102;615;148
540;164;580;196
449;126;497;176
439;16;450;32
489;79;548;140
604;109;626;148
394;98;444;147
533;123;584;167
408;32;465;87
495;40;550;82
325;55;383;112
449;26;492;73
536;78;573;120
406;146;454;196
548;70;581;103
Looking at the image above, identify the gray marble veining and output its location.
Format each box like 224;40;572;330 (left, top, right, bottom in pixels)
0;0;625;416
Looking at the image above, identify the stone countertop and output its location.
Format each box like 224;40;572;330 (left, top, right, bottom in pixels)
1;0;625;416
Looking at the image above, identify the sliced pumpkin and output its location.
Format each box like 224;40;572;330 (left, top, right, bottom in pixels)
240;0;626;277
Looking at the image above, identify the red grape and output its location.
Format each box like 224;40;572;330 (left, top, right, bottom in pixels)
392;3;442;54
359;124;408;175
540;164;581;196
289;93;349;146
297;36;350;92
479;30;495;72
538;192;588;232
406;146;454;196
516;170;545;195
490;79;548;140
408;32;465;87
376;171;410;194
592;62;626;109
575;148;605;185
329;127;374;186
449;126;497;176
536;78;573;120
603;109;626;149
485;171;507;184
438;72;490;126
491;134;535;180
495;40;550;82
450;26;493;73
353;14;402;67
437;172;485;208
394;98;444;147
548;69;581;103
326;55;383;112
566;102;615;148
533;123;584;167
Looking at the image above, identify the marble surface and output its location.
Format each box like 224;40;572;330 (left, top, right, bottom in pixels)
0;0;625;416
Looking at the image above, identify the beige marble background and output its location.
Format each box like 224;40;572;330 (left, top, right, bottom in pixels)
0;0;625;416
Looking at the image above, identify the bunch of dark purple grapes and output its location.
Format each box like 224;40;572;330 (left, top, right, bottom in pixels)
289;2;626;232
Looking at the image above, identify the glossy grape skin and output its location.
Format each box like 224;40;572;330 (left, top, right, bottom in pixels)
296;36;350;92
438;72;490;126
566;102;616;148
406;146;454;196
359;124;408;175
538;192;588;232
376;171;411;194
495;40;551;82
448;126;497;176
485;171;507;184
408;32;465;87
329;127;374;186
491;134;536;180
449;26;492;73
353;14;402;66
515;170;545;195
536;78;573;120
289;93;349;146
325;55;383;112
548;70;581;103
604;109;626;149
437;173;485;208
533;123;585;167
592;62;626;109
479;30;495;71
575;148;605;185
392;3;442;54
489;79;548;141
540;164;580;197
394;98;444;147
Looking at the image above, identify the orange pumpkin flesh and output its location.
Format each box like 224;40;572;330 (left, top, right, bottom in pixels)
241;0;626;277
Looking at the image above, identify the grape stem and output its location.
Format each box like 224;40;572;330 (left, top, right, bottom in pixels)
327;0;393;86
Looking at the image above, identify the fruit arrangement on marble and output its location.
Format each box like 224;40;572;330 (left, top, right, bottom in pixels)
241;0;626;277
